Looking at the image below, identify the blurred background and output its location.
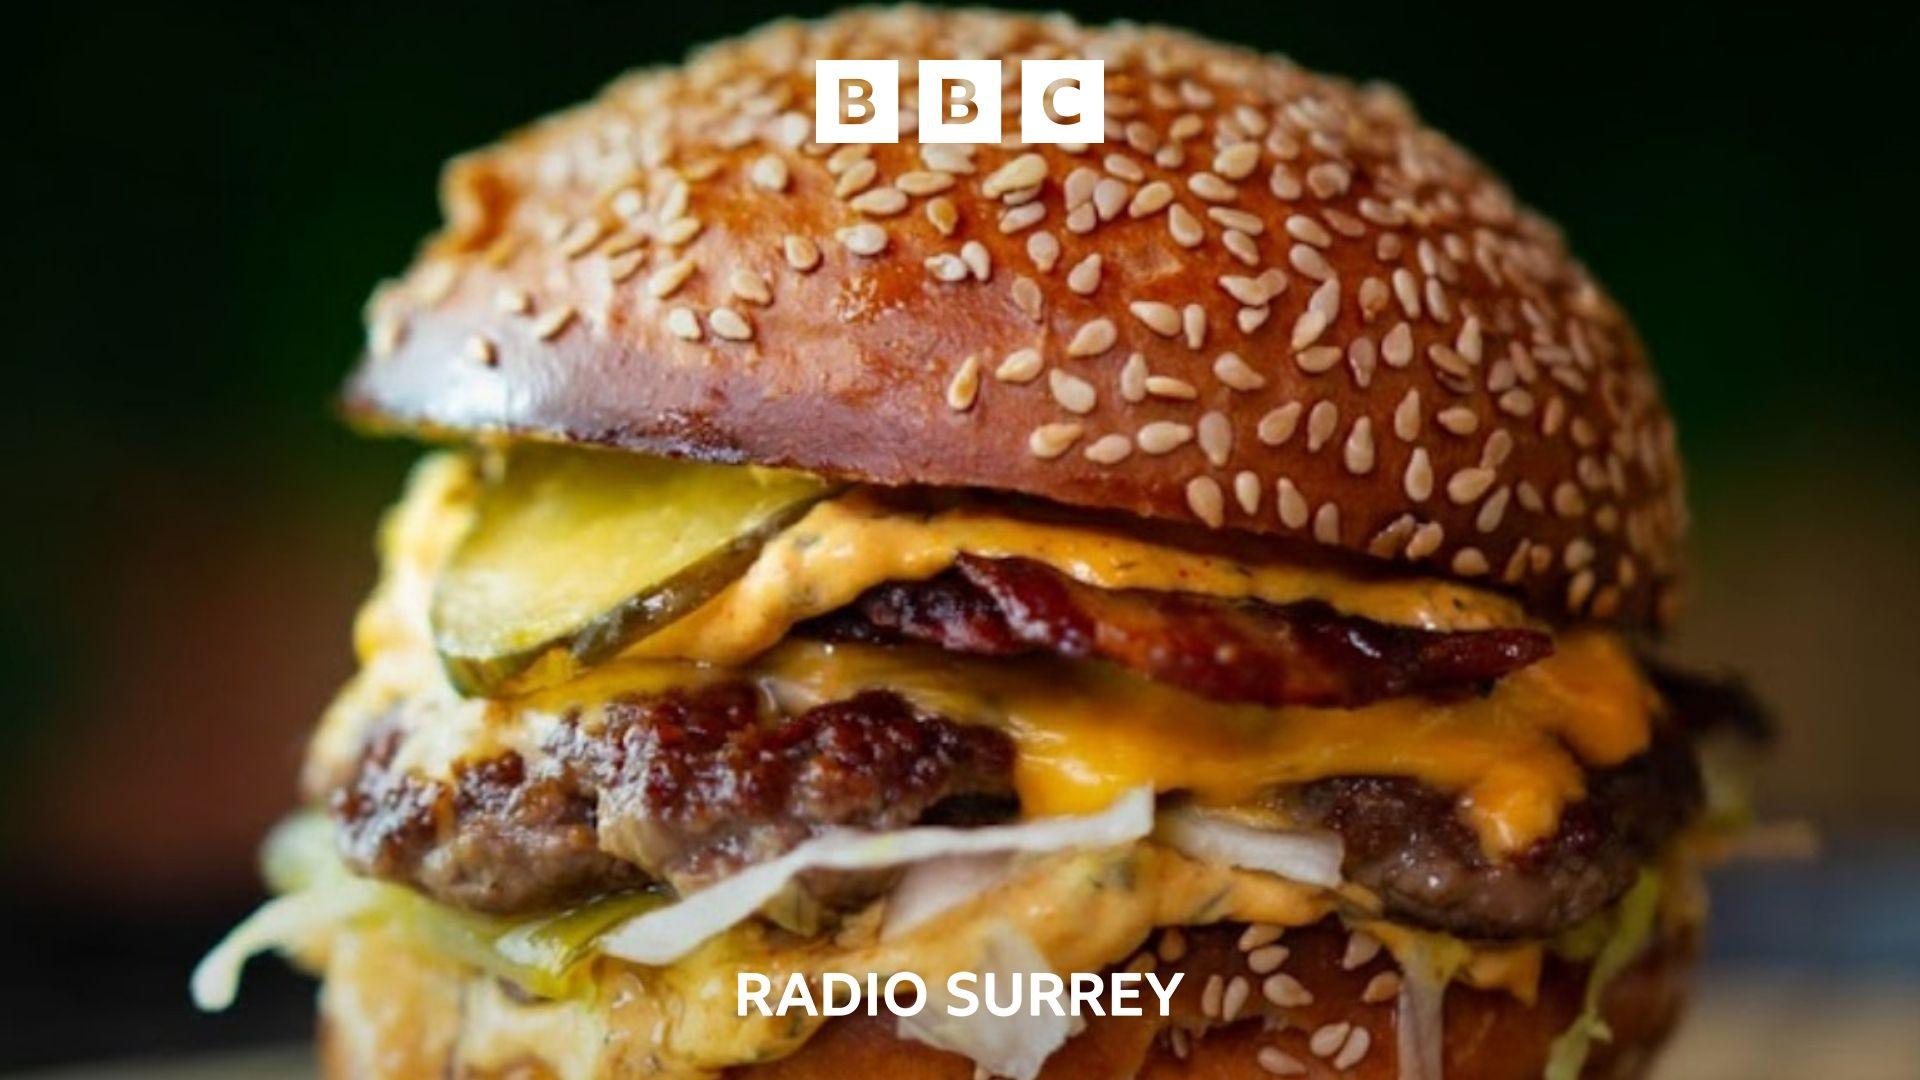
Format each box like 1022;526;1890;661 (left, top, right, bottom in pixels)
6;0;1917;1075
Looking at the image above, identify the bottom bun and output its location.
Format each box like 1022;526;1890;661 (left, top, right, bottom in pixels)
318;917;1692;1079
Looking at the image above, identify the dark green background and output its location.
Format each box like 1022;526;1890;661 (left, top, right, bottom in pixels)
5;0;1917;1068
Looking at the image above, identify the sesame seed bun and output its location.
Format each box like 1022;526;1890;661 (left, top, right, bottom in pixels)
316;918;1693;1079
344;6;1685;627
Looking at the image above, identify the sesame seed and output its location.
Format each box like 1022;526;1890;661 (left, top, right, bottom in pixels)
945;356;982;411
1067;318;1117;357
1295;345;1341;374
782;235;821;272
1289;243;1333;280
464;333;497;366
607;251;645;283
1383;321;1414;367
832;159;876;198
1220;274;1271;306
1214;352;1266;391
1477;487;1512;532
1404;448;1434;501
1246;944;1290;974
1406;521;1446;560
1137;421;1194;455
1258;403;1303;446
1234;471;1261;514
1130;301;1180;337
994;348;1043;383
1188;171;1237;202
1313;502;1341;544
1453;547;1490;576
494;287;531;315
1261;972;1313;1007
837;223;888;256
748;154;789;192
709;306;752;341
1287;303;1331;351
1027;231;1061;272
530;305;574;341
850;187;908;216
656;216;703;247
556;218;604;258
925;253;969;283
1307;401;1339;451
1333;1026;1372;1069
1198;411;1232;466
1085;434;1132;465
983;152;1047;197
1284;214;1332;247
727;269;771;306
960;240;991;281
1201;973;1225;1019
1020;419;1082;461
665;307;702;340
1066;254;1102;295
647;258;696;298
926;197;959;236
1183;304;1208;349
1012;276;1044;321
1237;305;1270;334
1447;467;1497;504
1146;375;1198;400
1128;181;1174;217
1049;369;1097;414
1309;1022;1351;1059
1554;481;1589;517
896;170;954;197
1342;931;1382;970
1343;418;1376;474
1120;353;1148;402
1238;923;1285;951
1306;161;1351;197
1168;203;1204;247
1157;927;1188;962
1361;972;1401;1004
1437;406;1480;436
1214;141;1261;180
1187;475;1226;527
1212;207;1264;236
1256;1047;1307;1076
1221;975;1251;1021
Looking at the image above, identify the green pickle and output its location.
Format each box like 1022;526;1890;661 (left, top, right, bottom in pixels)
431;445;833;695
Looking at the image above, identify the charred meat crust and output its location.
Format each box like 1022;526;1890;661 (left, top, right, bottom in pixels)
551;684;1016;892
802;555;1554;708
330;725;646;915
330;687;1016;915
1281;722;1703;940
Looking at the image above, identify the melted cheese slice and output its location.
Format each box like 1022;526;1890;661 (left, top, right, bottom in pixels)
625;490;1528;668
310;453;1653;856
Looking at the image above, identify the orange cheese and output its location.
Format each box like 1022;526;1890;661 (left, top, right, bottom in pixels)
318;453;1654;858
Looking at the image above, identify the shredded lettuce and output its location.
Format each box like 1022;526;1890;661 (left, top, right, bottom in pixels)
192;813;663;1011
1544;869;1663;1080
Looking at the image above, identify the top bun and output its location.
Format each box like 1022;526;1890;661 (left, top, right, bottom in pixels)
344;6;1685;627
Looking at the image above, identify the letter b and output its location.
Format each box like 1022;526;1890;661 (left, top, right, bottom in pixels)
815;60;899;143
918;60;1001;143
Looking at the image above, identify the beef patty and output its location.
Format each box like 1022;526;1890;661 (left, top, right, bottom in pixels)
1280;721;1703;939
331;685;1016;914
802;556;1552;708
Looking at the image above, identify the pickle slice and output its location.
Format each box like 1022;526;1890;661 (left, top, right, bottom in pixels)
431;445;832;695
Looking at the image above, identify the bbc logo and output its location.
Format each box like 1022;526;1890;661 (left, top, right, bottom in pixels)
815;59;1103;145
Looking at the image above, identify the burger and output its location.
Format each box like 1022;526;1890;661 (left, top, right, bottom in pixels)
194;8;1769;1078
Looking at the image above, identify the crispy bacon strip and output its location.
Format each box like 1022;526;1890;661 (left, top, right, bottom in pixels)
806;556;1553;707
